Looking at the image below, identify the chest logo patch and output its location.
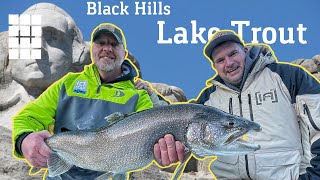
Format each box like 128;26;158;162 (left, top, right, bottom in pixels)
255;88;278;105
112;90;125;97
73;80;88;94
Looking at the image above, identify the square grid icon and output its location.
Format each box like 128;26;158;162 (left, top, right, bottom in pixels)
8;14;42;60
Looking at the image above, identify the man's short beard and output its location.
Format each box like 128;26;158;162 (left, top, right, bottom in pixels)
95;59;123;72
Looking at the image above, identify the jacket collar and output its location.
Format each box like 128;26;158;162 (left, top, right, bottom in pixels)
84;60;137;89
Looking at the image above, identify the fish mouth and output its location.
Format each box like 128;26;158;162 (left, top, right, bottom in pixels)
223;129;248;146
223;129;260;150
234;138;261;150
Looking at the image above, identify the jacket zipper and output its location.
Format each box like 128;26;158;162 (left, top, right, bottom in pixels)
297;121;304;155
229;98;233;115
248;94;254;121
238;94;243;117
303;104;320;131
245;155;252;180
92;66;103;94
94;74;102;94
238;93;252;180
96;84;102;94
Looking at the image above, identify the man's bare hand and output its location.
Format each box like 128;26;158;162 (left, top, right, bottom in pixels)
135;79;153;95
154;134;185;166
21;130;52;168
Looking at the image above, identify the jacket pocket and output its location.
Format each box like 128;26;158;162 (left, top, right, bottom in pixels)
303;103;320;131
256;150;301;167
210;156;240;179
255;150;301;180
215;156;239;165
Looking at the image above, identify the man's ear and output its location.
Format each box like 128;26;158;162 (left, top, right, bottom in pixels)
124;49;128;59
244;46;249;54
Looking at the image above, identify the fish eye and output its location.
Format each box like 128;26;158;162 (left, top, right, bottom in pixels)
227;121;234;128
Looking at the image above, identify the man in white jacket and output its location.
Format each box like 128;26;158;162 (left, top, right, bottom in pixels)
154;30;320;180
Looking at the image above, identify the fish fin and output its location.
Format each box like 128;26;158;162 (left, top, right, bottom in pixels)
29;166;42;175
47;152;73;177
94;172;114;180
112;173;128;180
104;112;126;126
171;153;191;180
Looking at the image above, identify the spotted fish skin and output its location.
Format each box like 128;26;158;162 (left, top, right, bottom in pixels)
45;103;261;179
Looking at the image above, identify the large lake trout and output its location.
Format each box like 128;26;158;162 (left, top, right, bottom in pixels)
44;104;261;179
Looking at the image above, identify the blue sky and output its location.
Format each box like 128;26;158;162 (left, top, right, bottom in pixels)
1;0;319;99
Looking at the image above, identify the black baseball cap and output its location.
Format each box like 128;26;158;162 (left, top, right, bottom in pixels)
93;24;124;45
204;31;244;59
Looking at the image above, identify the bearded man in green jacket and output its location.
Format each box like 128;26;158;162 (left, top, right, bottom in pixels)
13;23;159;179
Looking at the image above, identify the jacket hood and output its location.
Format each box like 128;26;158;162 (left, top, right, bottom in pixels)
247;45;276;75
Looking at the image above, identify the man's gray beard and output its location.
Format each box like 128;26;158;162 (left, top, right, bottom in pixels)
95;60;123;72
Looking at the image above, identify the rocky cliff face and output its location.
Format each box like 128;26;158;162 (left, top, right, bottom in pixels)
291;55;320;80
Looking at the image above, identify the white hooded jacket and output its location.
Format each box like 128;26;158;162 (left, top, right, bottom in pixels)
196;46;320;180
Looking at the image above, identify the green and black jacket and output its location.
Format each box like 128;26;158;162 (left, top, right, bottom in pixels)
13;61;153;159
